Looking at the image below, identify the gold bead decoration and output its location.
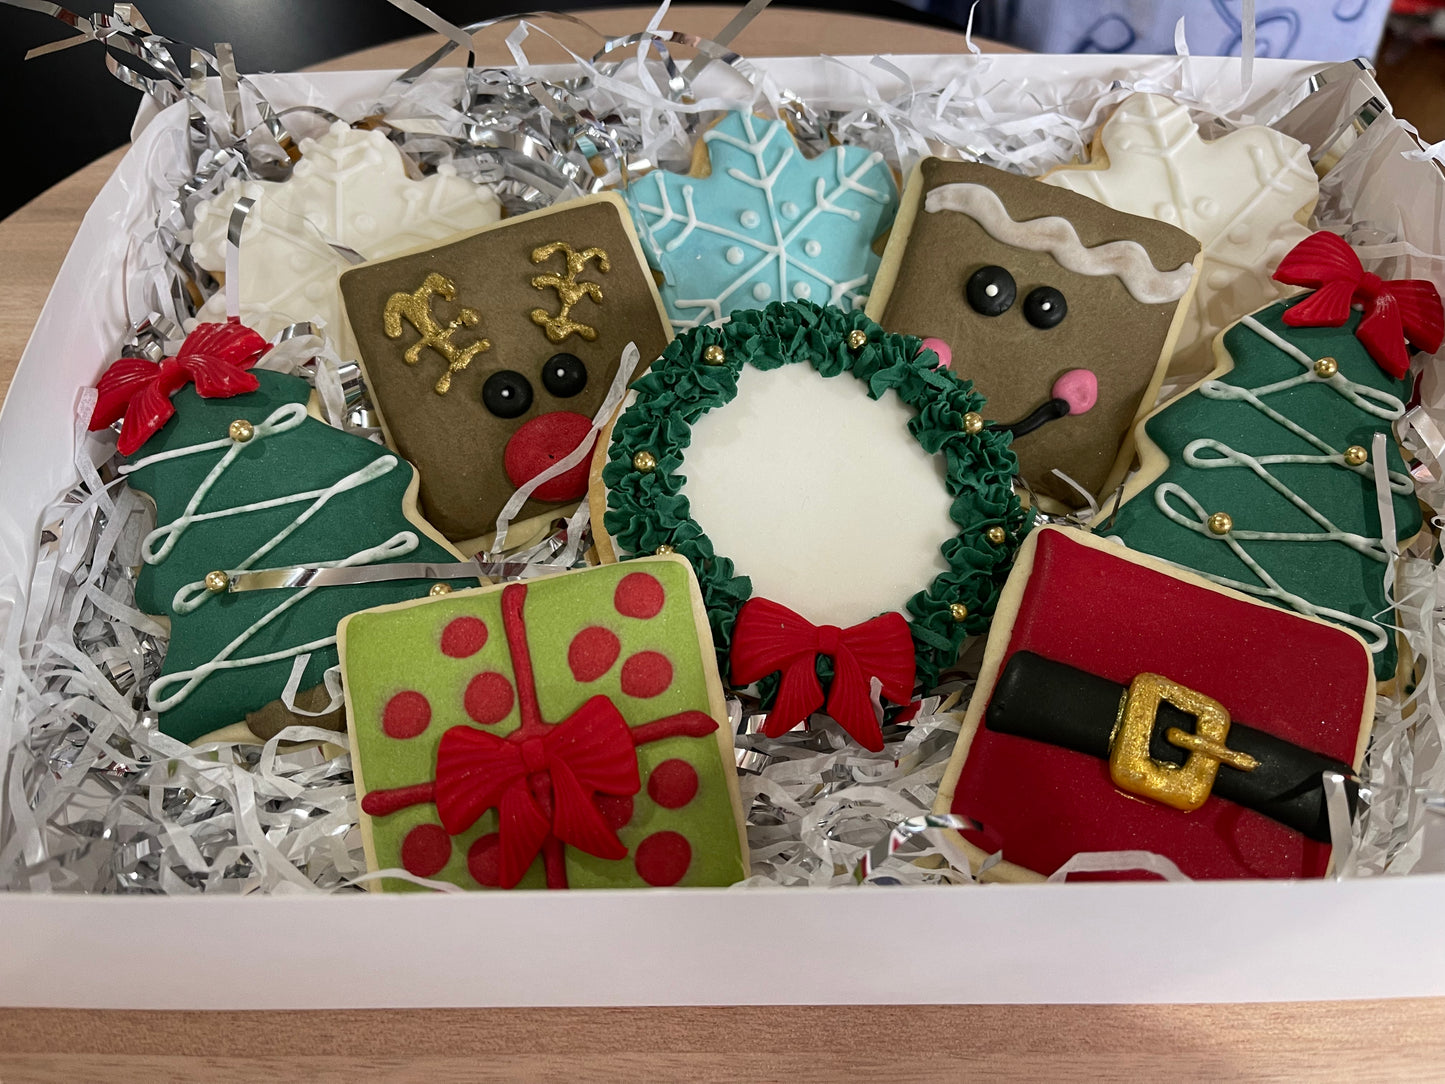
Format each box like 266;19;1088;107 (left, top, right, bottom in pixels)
429;583;453;597
702;344;726;366
228;419;255;443
1313;356;1339;379
949;602;970;623
985;526;1007;545
654;544;675;555
1344;444;1368;466
847;329;868;351
1207;512;1233;536
632;450;658;473
962;412;984;435
204;570;230;594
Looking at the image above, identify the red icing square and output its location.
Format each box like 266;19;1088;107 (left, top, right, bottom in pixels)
950;529;1372;880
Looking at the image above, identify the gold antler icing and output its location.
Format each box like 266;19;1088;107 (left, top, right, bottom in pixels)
529;242;610;343
382;272;491;394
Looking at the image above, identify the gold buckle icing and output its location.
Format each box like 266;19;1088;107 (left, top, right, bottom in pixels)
1108;673;1259;812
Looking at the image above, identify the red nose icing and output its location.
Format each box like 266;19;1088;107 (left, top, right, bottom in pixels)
503;411;595;501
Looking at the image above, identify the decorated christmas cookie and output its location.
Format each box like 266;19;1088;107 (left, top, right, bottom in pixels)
1109;233;1442;682
625;111;898;331
1043;93;1319;378
867;158;1202;508
340;556;749;890
339;193;671;546
191;122;501;356
99;324;477;744
593;300;1028;751
934;527;1375;881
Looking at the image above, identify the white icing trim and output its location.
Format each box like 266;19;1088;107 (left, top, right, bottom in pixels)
125;403;422;711
1147;317;1412;656
922;182;1195;304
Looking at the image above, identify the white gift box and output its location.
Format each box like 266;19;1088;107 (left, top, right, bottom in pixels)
3;52;1445;1009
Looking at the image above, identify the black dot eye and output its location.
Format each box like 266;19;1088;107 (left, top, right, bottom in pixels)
1023;286;1067;329
966;265;1016;317
541;352;588;398
482;370;533;418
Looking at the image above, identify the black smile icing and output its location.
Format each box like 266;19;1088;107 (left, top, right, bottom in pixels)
987;397;1072;438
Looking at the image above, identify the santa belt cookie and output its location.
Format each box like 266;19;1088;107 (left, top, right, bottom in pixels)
987;651;1356;841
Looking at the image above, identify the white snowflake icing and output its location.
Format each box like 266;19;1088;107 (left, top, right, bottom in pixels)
1043;93;1317;378
190;122;501;356
625;112;898;330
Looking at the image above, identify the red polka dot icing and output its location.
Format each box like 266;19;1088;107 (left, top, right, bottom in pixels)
400;823;452;877
464;671;515;725
620;651;673;698
382;690;431;739
568;626;621;682
647;759;699;809
440;616;488;658
614;572;665;619
594;792;635;831
467;832;502;887
635;831;691;886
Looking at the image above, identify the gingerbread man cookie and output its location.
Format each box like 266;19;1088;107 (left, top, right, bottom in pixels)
867;159;1202;509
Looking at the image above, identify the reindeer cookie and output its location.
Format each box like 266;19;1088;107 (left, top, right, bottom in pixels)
340;195;672;548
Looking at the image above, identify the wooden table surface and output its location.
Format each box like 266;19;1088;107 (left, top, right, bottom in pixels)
2;8;1442;1081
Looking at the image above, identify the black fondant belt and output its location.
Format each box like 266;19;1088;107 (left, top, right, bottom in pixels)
985;652;1358;842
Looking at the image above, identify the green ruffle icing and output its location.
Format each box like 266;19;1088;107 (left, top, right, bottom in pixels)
603;299;1030;689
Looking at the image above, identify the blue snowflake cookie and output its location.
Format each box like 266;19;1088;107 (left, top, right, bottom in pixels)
623;112;899;331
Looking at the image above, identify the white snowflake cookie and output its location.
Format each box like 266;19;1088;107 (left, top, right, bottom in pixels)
190;121;501;357
1043;93;1317;379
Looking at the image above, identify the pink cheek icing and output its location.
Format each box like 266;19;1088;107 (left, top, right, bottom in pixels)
919;337;952;369
1052;368;1098;415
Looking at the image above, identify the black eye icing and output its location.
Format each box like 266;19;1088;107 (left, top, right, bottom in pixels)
1022;286;1067;329
542;352;588;398
482;370;534;418
966;265;1016;317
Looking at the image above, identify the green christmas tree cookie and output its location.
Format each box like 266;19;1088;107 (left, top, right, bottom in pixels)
122;369;475;743
340;556;749;890
1109;298;1423;681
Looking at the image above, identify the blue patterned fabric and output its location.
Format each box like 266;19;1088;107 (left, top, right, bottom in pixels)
925;0;1390;61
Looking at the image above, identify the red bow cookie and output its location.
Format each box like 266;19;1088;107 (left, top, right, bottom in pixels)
89;321;268;455
1272;231;1443;379
730;596;916;752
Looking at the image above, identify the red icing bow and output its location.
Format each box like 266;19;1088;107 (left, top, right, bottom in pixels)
1272;231;1444;379
88;321;268;455
433;697;639;889
730;597;915;752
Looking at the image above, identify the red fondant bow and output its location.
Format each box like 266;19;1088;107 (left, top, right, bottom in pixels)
88;321;268;455
730;597;915;752
433;696;640;888
1272;231;1444;379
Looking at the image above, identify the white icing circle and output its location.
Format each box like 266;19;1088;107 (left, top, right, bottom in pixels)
793;282;811;299
985;284;999;298
804;240;822;257
682;363;956;627
1228;225;1253;245
781;201;800;219
726;246;745;265
1207;269;1232;289
752;283;772;302
740;210;761;229
1154;202;1178;222
1194;197;1218;217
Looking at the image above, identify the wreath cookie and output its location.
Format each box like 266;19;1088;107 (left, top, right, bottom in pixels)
590;299;1028;750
